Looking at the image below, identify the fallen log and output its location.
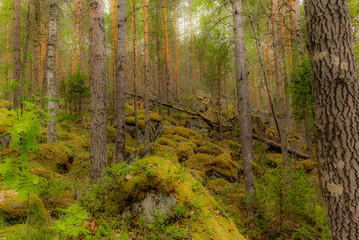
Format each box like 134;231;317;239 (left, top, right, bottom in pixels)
126;92;312;160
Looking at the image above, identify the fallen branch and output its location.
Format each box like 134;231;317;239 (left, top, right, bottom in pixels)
126;92;312;160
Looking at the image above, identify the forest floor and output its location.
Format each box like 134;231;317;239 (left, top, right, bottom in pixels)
0;98;329;239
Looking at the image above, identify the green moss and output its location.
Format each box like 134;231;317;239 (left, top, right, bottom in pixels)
175;142;195;160
185;153;212;171
162;126;176;135
196;146;216;155
126;133;136;147
30;162;62;181
157;137;175;147
58;132;88;148
166;134;188;143
209;153;242;182
0;190;50;224
0;100;12;109
264;153;283;168
299;159;318;172
92;157;246;240
173;126;196;138
125;117;145;129
207;179;232;193
29;143;72;172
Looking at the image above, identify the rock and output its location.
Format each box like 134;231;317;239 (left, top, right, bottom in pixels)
192;100;208;113
252;109;275;128
0;190;50;224
175;142;195;161
185;117;208;135
123;191;176;223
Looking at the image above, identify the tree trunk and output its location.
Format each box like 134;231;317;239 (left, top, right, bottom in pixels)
143;0;150;154
304;1;359;238
232;0;256;218
113;0;127;163
46;0;59;143
271;0;290;174
89;0;107;183
13;0;22;108
21;0;31;100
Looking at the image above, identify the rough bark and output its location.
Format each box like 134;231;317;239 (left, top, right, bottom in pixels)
143;0;150;154
89;0;107;183
271;0;290;173
304;1;359;239
113;0;127;163
46;0;59;143
232;0;256;218
13;0;22;108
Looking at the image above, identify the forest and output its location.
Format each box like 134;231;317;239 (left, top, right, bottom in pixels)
0;0;358;239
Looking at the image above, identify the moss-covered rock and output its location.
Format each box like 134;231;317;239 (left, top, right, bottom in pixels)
175;142;195;161
207;179;232;193
157;137;175;147
209;153;241;182
30;162;62;181
125;117;145;129
264;153;282;168
299;159;318;172
58;132;88;149
0;190;50;224
162;125;176;135
90;157;246;240
196;145;216;155
29;143;73;173
173;126;196;138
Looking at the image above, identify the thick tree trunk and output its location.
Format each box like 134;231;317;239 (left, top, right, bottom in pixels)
143;0;150;154
304;1;359;239
113;0;127;163
13;0;22;108
89;0;107;183
271;0;290;174
46;0;59;143
232;0;256;218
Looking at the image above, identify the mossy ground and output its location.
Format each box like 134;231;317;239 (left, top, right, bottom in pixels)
0;102;326;239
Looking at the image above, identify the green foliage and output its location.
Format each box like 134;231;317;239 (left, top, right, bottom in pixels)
0;102;48;199
50;204;90;238
248;168;329;240
289;58;314;122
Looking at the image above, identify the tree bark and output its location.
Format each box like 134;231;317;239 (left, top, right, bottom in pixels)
304;1;359;239
13;0;22;108
46;0;59;143
113;0;127;163
271;0;290;174
143;0;150;154
232;0;256;218
89;0;107;182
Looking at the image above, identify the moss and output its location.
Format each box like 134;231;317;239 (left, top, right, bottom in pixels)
126;133;136;147
125;104;135;116
196;146;216;155
0;100;12;109
173;126;196;138
252;161;262;176
265;126;279;142
264;153;282;168
30;162;62;181
106;125;116;143
299;159;318;172
163;115;179;125
99;157;246;240
175;142;195;161
149;113;162;123
209;153;241;182
0;190;50;224
162;126;176;135
166;134;188;143
251;115;267;135
29;143;72;173
125;117;145;129
185;153;212;171
207;179;232;193
157;137;175;147
58;132;88;149
223;139;240;152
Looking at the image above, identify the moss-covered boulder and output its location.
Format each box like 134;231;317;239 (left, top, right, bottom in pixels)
58;132;88;149
157;137;175;147
0;190;50;224
88;157;246;240
207;179;232;193
299;159;318;172
185;153;241;182
196;145;216;155
264;153;282;168
29;143;73;173
175;142;195;161
173;126;196;138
